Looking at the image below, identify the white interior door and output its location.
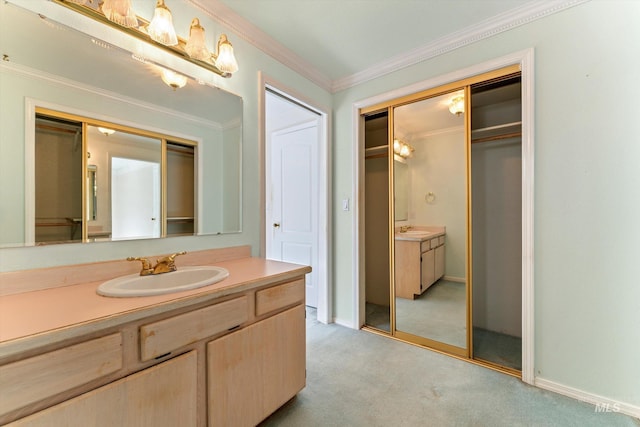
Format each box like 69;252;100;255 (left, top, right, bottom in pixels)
268;121;320;307
111;157;160;240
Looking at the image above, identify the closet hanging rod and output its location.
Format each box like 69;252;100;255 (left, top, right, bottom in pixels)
471;121;521;135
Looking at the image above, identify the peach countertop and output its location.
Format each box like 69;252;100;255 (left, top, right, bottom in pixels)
0;254;310;360
394;226;445;242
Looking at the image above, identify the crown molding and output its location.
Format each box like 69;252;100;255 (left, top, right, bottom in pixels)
186;0;588;94
186;0;332;91
331;0;589;92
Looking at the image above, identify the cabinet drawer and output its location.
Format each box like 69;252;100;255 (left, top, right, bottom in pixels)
140;296;248;361
8;351;197;426
420;240;431;252
438;236;445;246
255;278;305;316
0;333;122;417
430;237;439;248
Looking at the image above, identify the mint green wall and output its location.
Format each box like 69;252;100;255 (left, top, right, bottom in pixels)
332;1;640;408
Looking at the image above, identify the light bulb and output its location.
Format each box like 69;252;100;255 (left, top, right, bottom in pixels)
185;18;211;61
215;34;238;74
449;95;465;116
161;68;187;89
101;0;138;28
147;0;178;46
393;139;401;154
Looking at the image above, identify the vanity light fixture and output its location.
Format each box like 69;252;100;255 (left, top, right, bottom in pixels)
53;0;239;77
101;0;138;28
449;95;465;116
161;68;188;89
97;127;116;136
147;0;178;46
393;139;414;159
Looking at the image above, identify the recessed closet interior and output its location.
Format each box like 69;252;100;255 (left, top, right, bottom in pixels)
362;66;523;374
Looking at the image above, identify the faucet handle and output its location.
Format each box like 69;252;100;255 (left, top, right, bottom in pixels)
127;257;153;276
167;251;187;262
154;251;187;274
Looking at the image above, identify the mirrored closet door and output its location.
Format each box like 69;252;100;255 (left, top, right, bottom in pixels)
362;65;523;374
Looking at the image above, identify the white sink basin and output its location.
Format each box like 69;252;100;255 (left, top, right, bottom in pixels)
97;266;229;297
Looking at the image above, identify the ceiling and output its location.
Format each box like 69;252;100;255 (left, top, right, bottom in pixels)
204;0;577;92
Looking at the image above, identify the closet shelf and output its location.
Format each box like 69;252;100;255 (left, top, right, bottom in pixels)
471;121;521;144
167;217;194;223
364;145;388;159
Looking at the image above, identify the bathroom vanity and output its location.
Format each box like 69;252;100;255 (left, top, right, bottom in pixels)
395;227;446;299
0;246;309;426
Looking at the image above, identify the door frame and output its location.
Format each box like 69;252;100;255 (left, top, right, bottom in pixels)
259;72;332;324
352;49;535;384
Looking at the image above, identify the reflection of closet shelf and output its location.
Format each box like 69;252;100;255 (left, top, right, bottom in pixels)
167;217;194;223
365;145;388;159
471;121;521;144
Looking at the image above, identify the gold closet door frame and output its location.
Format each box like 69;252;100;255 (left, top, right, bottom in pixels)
360;64;521;361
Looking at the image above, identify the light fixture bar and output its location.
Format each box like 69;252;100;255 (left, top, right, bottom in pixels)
51;0;231;78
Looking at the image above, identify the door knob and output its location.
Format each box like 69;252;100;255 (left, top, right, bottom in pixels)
273;223;280;228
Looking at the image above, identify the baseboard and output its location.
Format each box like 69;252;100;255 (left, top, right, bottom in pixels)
443;275;465;283
333;317;357;329
535;377;640;420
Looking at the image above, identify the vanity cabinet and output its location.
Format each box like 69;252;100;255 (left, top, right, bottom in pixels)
208;304;305;426
396;234;445;299
8;351;197;426
0;268;307;426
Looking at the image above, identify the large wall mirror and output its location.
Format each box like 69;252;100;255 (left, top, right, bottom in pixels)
392;90;468;355
0;2;242;247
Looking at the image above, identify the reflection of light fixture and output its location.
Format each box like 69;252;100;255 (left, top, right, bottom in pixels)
101;0;138;28
393;139;414;158
147;0;178;46
97;127;116;136
161;68;188;89
185;18;210;61
214;34;239;74
449;95;465;116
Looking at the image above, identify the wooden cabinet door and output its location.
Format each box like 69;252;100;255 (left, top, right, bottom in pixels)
421;249;435;290
9;351;197;427
395;240;421;299
207;304;305;427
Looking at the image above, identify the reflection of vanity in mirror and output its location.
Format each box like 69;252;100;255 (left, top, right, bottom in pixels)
393;91;467;351
362;66;524;371
0;2;243;248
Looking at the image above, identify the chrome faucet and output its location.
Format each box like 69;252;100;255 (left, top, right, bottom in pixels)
400;225;412;233
128;251;187;276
